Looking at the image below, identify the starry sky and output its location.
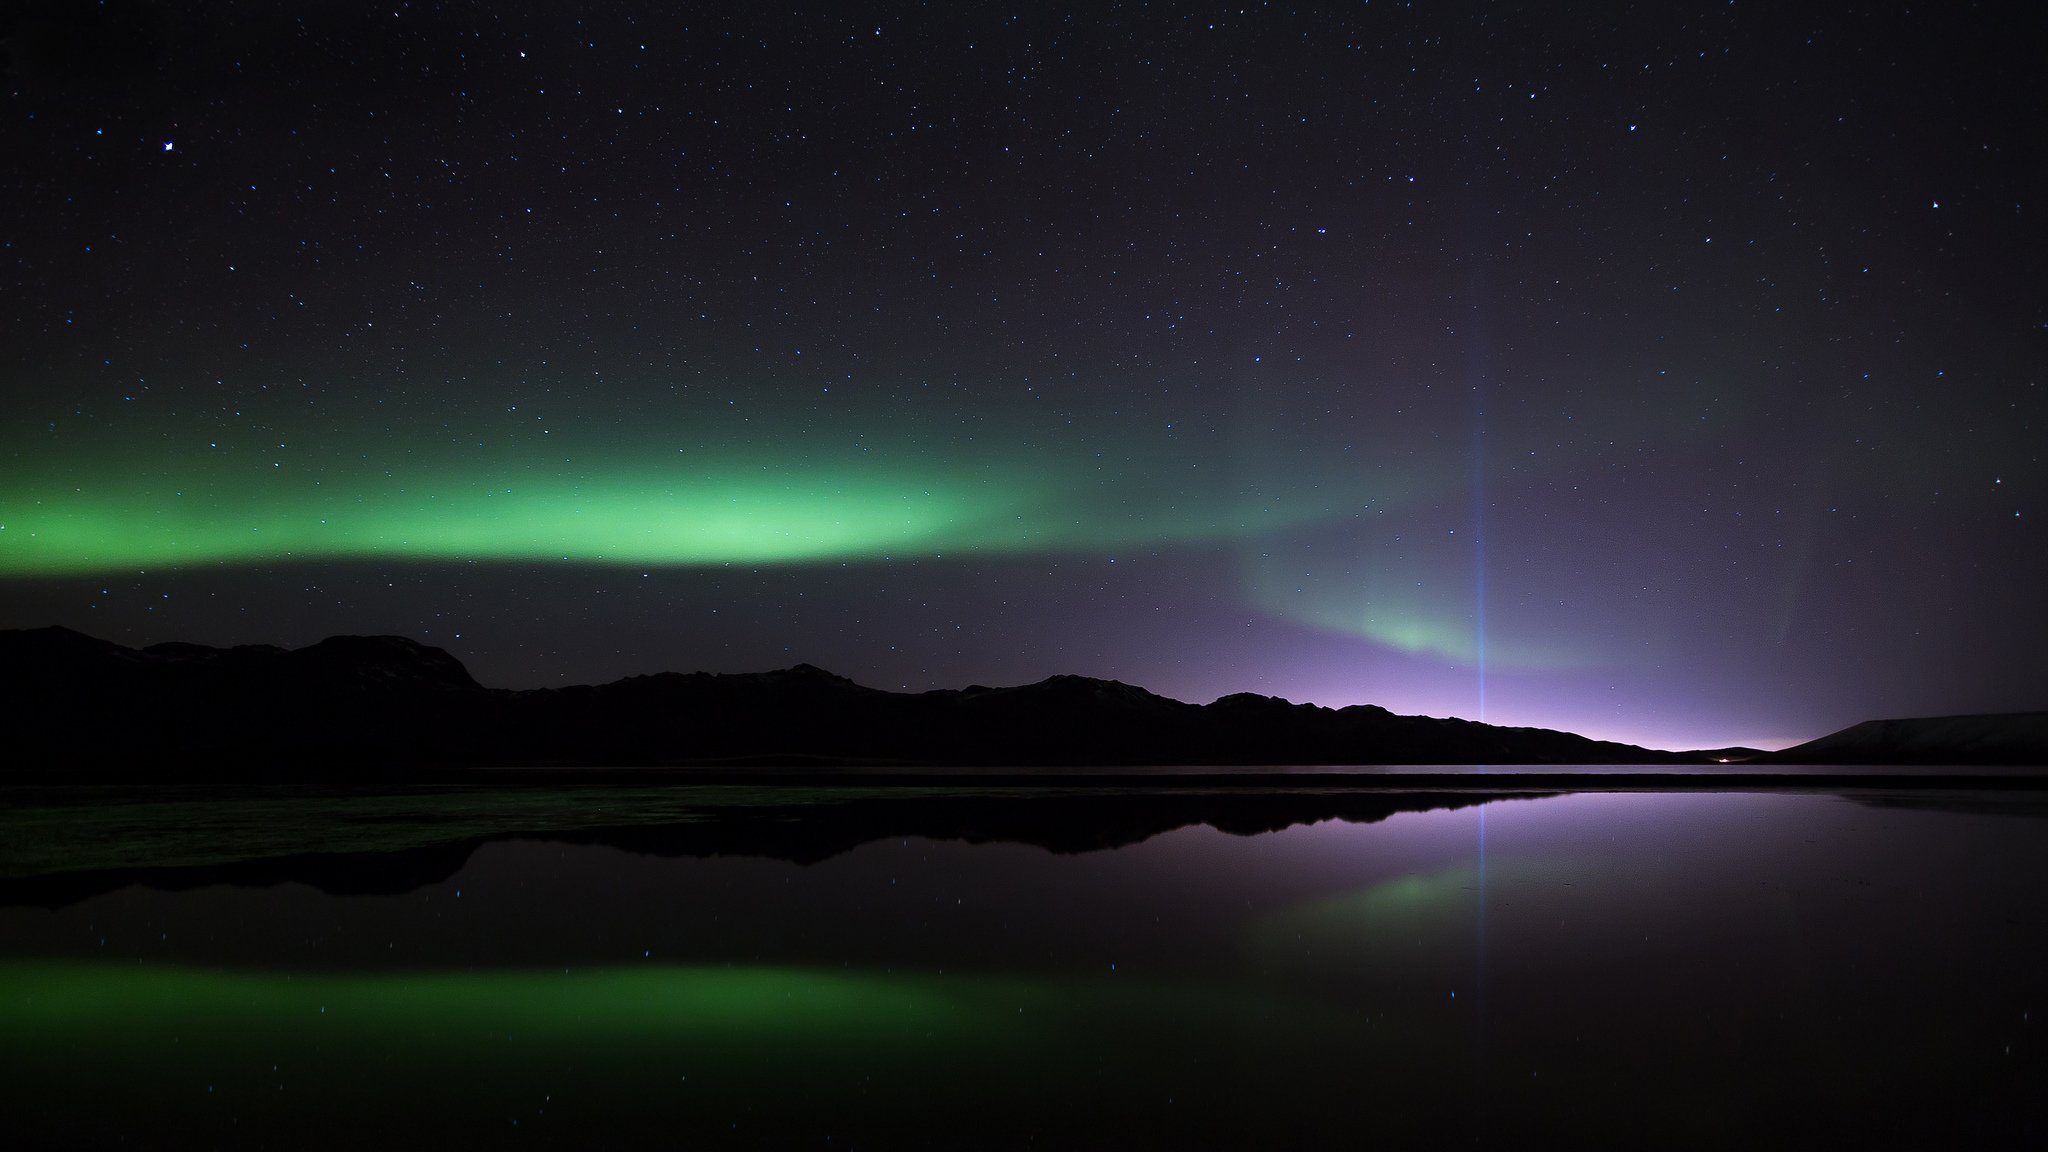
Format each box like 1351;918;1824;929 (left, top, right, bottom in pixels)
2;1;2042;751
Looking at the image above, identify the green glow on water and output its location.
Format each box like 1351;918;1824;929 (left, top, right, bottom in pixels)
0;959;1355;1065
0;959;1427;1146
1246;856;1577;973
0;961;1038;1144
1;961;987;1051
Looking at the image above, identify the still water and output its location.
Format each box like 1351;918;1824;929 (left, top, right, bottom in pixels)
1;786;2042;1148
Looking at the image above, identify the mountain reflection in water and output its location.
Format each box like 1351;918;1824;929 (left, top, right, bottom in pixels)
0;787;2041;1149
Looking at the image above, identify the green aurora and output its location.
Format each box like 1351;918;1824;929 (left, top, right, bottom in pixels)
0;416;1395;572
0;394;1598;671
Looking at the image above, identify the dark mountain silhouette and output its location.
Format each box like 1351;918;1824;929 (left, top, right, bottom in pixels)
1768;711;2048;765
3;625;1751;778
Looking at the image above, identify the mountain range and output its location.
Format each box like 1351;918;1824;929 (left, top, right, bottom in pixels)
2;626;2039;778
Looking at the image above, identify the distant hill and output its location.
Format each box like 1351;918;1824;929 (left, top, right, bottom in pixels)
0;626;1740;779
1769;712;2048;766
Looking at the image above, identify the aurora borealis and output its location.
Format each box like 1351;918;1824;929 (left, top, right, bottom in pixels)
2;2;2042;749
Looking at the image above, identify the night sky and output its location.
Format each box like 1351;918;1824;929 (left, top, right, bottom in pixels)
3;2;2042;750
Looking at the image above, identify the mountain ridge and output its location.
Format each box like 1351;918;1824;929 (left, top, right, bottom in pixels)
1769;710;2048;765
10;625;2034;777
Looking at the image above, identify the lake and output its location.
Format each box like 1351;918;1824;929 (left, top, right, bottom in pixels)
1;782;2042;1148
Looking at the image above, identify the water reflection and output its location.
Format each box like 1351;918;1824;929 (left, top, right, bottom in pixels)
0;790;2041;1148
0;787;1526;907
